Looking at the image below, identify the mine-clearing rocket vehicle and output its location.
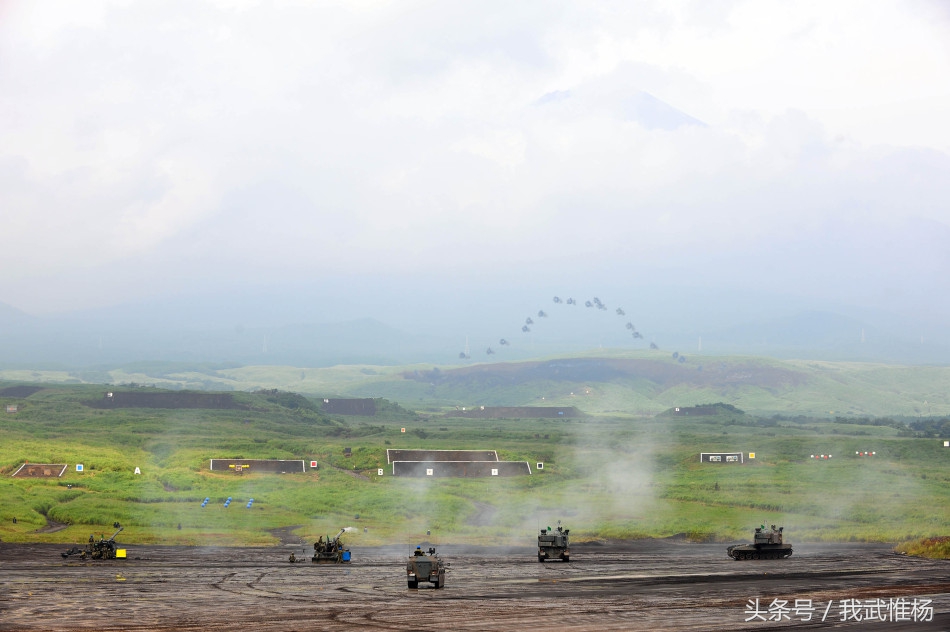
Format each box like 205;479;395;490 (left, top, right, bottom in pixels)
727;525;793;560
538;521;570;562
310;528;351;563
62;527;126;560
406;546;446;589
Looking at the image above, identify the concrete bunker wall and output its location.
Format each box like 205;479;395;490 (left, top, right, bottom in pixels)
700;452;744;464
386;449;498;464
209;459;306;473
392;461;531;477
11;463;67;478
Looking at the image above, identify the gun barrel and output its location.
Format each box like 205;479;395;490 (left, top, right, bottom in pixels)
109;526;124;540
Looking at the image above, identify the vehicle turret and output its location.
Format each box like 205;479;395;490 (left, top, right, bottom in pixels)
538;520;570;562
727;524;792;560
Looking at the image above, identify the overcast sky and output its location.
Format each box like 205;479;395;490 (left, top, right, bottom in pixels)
2;0;949;329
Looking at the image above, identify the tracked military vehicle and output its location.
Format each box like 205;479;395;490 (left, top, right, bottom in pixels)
538;521;570;562
62;527;125;560
727;525;792;560
311;528;351;563
406;546;446;589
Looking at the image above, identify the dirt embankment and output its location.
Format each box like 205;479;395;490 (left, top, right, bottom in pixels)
0;385;44;397
86;391;245;410
446;406;581;418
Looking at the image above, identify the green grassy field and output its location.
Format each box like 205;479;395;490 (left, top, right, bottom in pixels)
1;378;947;549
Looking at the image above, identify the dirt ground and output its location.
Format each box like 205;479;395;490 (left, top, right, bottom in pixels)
0;540;947;631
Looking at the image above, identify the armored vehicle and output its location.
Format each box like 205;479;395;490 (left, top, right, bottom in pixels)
311;528;351;563
406;546;446;589
727;525;792;560
538;521;570;562
62;527;125;560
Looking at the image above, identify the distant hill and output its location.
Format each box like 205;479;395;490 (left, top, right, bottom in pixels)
5;352;949;418
0;295;947;368
697;311;950;364
357;354;950;417
0;302;37;328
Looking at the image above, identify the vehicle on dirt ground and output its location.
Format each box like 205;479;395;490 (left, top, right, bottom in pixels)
538;521;570;562
311;528;352;563
406;546;446;589
62;526;125;560
727;524;793;560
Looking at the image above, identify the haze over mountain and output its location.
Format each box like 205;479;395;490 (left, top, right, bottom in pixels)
2;1;948;369
2;220;948;368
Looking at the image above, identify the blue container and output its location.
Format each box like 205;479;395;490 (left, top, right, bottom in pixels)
342;551;351;562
